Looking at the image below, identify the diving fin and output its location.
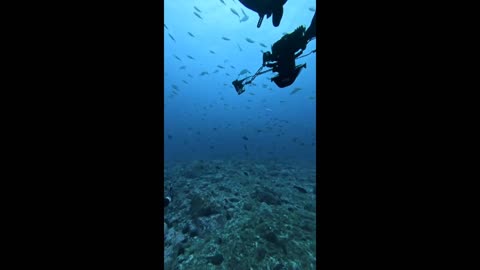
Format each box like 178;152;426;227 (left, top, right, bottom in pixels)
271;63;306;88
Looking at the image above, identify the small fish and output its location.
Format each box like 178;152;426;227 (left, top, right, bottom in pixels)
199;71;209;76
230;65;235;69
167;134;173;139
290;87;302;95
217;65;225;69
188;32;195;37
230;8;240;18
259;43;267;48
219;0;226;5
249;92;255;95
239;9;249;22
193;12;203;20
262;84;268;88
309;7;316;12
225;73;230;76
182;80;188;84
222;37;230;41
242;136;248;140
172;84;178;90
187;55;195;60
245;38;255;43
293;185;307;193
179;65;186;69
168;33;175;42
174;55;181;61
194;6;202;13
164;24;168;30
188;74;193;78
237;43;242;51
238;69;250;75
209;50;216;54
309;96;315;100
213;69;219;73
244;144;248;151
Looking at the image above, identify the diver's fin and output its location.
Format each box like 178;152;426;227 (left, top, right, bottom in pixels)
257;14;264;28
271;64;306;88
272;6;283;27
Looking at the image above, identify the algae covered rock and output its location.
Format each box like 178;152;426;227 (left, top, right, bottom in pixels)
189;194;220;218
252;187;282;206
206;253;224;265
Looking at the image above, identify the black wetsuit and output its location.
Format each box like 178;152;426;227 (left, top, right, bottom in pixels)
266;11;316;88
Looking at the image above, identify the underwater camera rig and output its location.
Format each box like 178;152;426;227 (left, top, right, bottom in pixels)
232;79;247;95
232;35;315;95
232;52;312;95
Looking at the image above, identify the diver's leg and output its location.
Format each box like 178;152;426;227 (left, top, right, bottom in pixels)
271;6;283;27
257;14;265;28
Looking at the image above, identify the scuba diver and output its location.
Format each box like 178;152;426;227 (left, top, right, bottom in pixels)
232;10;316;95
239;0;288;28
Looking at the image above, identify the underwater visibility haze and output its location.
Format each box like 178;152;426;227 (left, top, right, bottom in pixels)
164;0;317;269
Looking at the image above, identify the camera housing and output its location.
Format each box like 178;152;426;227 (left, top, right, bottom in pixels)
232;79;246;95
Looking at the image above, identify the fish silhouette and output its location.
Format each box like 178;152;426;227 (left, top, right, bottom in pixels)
193;12;203;20
239;8;249;22
230;8;240;18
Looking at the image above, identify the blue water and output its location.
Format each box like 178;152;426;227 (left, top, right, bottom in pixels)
164;0;316;165
164;4;317;268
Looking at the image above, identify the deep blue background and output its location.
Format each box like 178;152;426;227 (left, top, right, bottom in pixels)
164;0;316;164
